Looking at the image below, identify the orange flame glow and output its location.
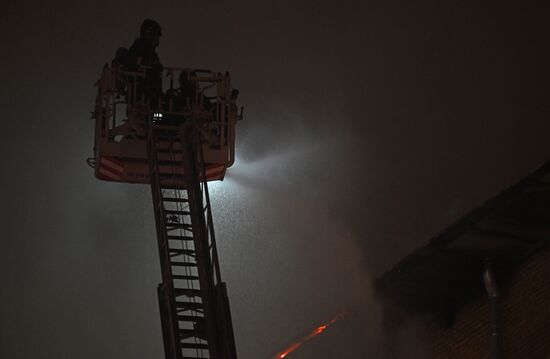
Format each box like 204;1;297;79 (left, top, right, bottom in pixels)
272;313;345;359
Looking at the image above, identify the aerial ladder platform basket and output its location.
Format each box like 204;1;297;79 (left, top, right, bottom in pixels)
92;65;240;185
90;64;241;359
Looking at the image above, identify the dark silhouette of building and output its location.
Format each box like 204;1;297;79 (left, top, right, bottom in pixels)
376;161;550;358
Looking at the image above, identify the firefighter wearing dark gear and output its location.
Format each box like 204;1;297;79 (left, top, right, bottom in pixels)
161;71;194;124
176;71;195;110
111;47;129;68
127;19;163;108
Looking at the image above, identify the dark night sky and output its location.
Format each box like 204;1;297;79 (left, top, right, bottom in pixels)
1;1;550;358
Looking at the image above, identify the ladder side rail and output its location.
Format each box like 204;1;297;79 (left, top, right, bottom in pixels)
199;143;238;359
216;283;238;359
197;123;238;359
197;134;223;285
179;123;222;358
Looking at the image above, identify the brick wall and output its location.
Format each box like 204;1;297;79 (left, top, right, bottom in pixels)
427;247;550;358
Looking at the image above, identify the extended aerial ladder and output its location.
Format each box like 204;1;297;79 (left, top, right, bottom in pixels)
91;64;241;359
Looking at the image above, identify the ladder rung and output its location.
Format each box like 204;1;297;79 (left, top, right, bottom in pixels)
154;135;181;141
180;342;209;350
157;147;183;152
162;197;188;203
173;274;200;280
174;288;202;297
169;248;196;256
171;261;197;267
158;159;181;165
175;301;204;310
167;235;194;241
177;315;204;322
166;223;193;230
165;209;191;215
179;328;206;339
